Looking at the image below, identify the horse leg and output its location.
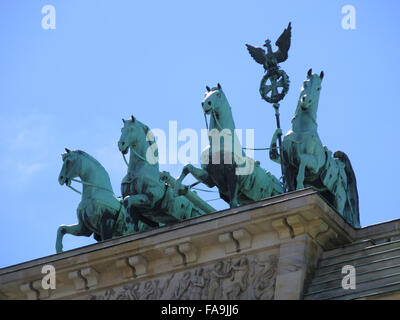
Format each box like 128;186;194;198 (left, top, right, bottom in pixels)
189;206;204;218
99;213;116;241
229;185;239;207
226;166;239;207
123;194;160;229
56;222;92;253
296;154;318;190
287;167;297;191
270;175;284;196
114;206;137;236
123;194;150;208
113;207;131;236
174;164;210;197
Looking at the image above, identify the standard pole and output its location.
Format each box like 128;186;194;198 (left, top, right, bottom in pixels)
273;103;286;190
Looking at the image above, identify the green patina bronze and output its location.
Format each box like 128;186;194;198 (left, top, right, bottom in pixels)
269;69;360;228
56;149;138;253
159;171;216;214
174;84;283;208
118;116;206;229
247;22;292;189
55;22;362;252
246;22;291;104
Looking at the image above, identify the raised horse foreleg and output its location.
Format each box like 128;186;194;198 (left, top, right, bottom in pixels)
173;164;211;197
123;194;151;208
56;222;92;253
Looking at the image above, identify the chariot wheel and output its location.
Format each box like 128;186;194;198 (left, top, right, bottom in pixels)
259;69;289;103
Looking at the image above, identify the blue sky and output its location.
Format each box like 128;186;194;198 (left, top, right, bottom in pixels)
1;0;399;267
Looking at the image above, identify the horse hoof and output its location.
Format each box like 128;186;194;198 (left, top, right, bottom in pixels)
123;197;130;208
230;201;239;208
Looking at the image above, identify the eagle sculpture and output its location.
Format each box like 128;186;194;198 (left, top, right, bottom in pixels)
246;22;292;72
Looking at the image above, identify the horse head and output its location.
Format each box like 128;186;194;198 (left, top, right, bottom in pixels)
201;83;229;115
58;148;82;186
296;68;324;118
118;116;148;155
118;116;158;167
202;83;236;133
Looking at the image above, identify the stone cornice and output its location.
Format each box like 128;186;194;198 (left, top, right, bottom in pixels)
0;188;357;300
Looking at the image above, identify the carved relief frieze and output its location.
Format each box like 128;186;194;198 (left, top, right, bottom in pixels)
89;253;278;300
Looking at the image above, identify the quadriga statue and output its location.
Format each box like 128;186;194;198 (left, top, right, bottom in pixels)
269;69;360;228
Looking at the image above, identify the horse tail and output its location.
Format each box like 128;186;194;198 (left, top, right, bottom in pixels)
334;151;360;228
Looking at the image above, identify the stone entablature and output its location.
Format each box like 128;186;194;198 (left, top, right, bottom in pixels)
0;188;357;300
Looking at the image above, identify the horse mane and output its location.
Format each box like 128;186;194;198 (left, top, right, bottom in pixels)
135;120;158;156
210;87;232;111
73;150;108;173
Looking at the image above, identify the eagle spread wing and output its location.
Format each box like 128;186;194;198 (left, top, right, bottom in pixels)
274;22;292;63
245;44;266;66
